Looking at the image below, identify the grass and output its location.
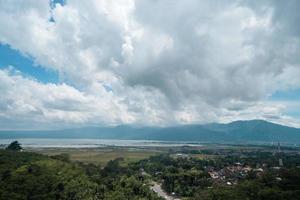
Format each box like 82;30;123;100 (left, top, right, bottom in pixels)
190;154;216;160
69;149;158;166
30;147;161;166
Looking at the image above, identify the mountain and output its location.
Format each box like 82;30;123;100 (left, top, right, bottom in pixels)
202;120;300;144
0;120;300;144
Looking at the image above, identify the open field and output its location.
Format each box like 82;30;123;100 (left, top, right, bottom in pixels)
28;147;162;166
22;143;300;167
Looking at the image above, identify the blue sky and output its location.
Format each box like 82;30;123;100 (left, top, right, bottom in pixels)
0;0;300;129
50;0;65;8
270;90;300;118
270;89;300;101
0;44;58;83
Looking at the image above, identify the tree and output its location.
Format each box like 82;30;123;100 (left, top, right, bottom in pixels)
6;141;22;151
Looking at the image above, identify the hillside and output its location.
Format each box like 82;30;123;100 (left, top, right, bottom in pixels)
0;150;162;200
0;120;300;144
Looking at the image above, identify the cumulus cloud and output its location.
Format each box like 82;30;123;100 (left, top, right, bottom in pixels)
0;0;299;128
0;67;175;129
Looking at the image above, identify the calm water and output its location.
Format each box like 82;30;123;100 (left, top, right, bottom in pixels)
0;138;204;148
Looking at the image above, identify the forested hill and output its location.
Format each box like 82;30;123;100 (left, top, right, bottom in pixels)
0;150;162;199
1;120;300;144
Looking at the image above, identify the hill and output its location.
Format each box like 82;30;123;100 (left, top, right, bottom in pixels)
0;120;300;144
0;149;162;200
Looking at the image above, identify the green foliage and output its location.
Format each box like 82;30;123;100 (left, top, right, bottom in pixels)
0;154;99;199
162;169;211;196
191;168;300;200
135;153;300;200
5;141;22;151
0;150;162;200
103;176;161;200
50;153;70;162
0;148;299;200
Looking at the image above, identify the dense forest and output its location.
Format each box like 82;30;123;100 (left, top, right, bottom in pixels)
0;148;162;200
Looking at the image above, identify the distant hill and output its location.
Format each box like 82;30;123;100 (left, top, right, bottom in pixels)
0;120;300;144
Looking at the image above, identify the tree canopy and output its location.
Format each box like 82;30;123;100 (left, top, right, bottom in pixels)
5;141;22;151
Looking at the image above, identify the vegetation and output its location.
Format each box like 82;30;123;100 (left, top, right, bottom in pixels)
0;149;162;200
38;148;159;166
5;141;22;151
0;143;299;199
134;151;300;200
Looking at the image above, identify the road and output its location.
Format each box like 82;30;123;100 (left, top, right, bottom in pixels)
150;182;181;200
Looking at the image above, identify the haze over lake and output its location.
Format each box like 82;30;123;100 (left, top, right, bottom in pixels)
0;138;205;148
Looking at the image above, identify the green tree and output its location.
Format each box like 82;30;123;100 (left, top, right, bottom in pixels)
6;141;22;151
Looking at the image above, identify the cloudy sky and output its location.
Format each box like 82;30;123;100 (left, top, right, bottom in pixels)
0;0;300;129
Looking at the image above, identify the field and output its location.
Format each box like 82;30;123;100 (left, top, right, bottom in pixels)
24;143;297;166
29;147;162;166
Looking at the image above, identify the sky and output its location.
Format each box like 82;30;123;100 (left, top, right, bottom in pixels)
0;0;300;130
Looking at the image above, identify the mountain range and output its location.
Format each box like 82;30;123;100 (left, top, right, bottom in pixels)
0;120;300;144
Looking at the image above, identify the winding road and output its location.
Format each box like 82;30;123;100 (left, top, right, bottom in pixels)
150;182;181;200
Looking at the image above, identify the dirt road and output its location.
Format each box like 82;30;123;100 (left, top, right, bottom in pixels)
150;182;180;200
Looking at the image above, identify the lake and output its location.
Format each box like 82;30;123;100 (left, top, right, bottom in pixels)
0;138;204;148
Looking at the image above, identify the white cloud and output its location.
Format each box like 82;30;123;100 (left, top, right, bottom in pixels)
0;68;175;129
0;0;300;129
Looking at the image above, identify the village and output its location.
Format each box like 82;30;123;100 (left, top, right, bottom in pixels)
172;151;285;186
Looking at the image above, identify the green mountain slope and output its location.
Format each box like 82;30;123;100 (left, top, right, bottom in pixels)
1;120;300;144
